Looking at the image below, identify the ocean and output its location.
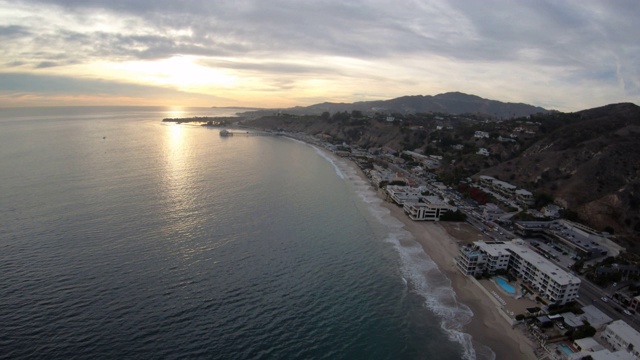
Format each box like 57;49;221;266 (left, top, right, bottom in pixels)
0;107;485;359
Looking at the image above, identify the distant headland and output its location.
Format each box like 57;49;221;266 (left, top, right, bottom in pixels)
162;116;244;126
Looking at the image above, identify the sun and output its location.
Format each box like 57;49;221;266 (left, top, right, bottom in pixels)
102;56;237;92
156;56;236;89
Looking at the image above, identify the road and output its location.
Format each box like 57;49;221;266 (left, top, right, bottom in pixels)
577;278;640;331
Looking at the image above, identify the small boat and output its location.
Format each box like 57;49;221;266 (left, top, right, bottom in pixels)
219;129;233;136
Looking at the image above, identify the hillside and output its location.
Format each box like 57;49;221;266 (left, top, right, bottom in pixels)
243;96;640;245
478;103;640;242
241;92;549;119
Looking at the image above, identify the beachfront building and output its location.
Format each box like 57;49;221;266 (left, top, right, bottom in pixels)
386;185;422;205
568;348;636;360
456;240;581;305
368;168;395;188
456;241;511;276
600;320;640;359
573;337;605;353
403;196;455;221
506;241;581;305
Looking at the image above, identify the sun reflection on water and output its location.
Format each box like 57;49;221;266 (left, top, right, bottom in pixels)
162;122;205;258
165;107;186;119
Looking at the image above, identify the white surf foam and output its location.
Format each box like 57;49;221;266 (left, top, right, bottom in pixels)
328;155;492;360
310;146;345;180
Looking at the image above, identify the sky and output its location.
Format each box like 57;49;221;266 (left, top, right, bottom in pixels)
1;0;638;111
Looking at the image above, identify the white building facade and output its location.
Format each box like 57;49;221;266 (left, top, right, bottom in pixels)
403;198;455;221
456;240;581;305
601;320;640;359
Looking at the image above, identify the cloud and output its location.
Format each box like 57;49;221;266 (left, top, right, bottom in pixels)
0;24;31;37
0;72;233;106
0;0;638;110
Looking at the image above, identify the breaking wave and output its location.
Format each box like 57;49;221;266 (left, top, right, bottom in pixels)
330;156;491;360
311;145;345;180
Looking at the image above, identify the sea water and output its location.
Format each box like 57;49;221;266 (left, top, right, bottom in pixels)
0;107;490;359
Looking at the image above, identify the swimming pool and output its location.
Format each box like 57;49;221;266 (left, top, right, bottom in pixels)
559;344;574;355
496;277;516;294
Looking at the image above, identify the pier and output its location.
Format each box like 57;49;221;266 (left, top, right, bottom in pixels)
220;130;283;137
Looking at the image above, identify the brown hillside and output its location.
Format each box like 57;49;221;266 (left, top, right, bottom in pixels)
479;103;640;241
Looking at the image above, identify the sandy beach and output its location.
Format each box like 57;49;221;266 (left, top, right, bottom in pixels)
337;156;538;359
381;201;537;359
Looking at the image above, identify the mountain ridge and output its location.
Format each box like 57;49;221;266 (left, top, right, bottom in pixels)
241;91;550;119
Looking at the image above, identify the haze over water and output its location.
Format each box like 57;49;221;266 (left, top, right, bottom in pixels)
0;107;483;359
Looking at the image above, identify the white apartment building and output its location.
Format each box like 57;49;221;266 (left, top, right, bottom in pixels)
568;349;635;360
507;241;581;305
368;169;395;188
492;179;518;198
515;189;534;206
403;196;455;221
474;131;490;138
456;240;581;305
601;320;640;359
456;241;511;276
386;185;422;205
479;175;495;187
477;175;535;206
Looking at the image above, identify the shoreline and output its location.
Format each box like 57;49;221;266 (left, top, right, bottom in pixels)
335;155;537;360
380;201;537;360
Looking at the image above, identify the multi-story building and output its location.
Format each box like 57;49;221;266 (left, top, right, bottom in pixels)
403;196;455;221
630;295;640;312
601;320;640;359
492;179;517;198
514;220;610;260
456;241;511;276
456;240;581;305
386;185;422;205
515;189;534;206
456;246;485;276
506;241;581;305
479;175;495;187
476;175;535;207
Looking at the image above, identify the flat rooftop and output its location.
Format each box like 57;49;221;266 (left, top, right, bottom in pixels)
505;241;580;285
475;241;511;257
606;320;640;347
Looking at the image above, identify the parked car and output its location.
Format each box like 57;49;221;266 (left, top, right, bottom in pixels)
601;297;608;302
